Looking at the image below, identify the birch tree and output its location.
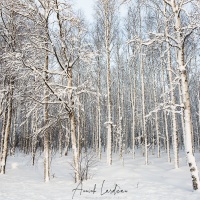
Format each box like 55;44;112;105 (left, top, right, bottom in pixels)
0;0;20;174
163;0;200;190
163;1;179;168
95;0;118;165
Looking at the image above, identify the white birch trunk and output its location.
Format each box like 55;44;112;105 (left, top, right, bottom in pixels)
32;109;38;166
117;58;122;160
104;1;112;165
54;1;79;181
162;63;171;162
121;66;125;154
140;48;148;165
44;43;50;182
151;119;155;155
153;78;160;158
168;0;200;190
96;107;99;155
129;62;136;159
0;108;7;155
64;120;70;156
98;66;102;160
164;2;179;168
70;110;79;182
127;14;136;159
68;66;79;182
59;130;62;157
198;91;200;152
178;83;186;147
77;74;81;158
0;80;13;174
11;108;17;156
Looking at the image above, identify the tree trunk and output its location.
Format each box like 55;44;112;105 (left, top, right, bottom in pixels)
68;66;79;182
140;48;148;165
97;65;102;159
0;79;13;174
164;2;179;168
11;107;17;156
117;54;122;160
172;1;200;190
130;68;136;159
153;78;160;158
162;62;171;162
44;38;50;182
0;108;8;155
104;1;112;166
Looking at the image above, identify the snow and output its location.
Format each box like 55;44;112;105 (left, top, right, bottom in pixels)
0;151;200;200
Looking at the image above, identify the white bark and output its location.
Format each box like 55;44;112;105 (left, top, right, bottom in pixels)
54;0;80;181
103;0;113;165
68;66;79;182
44;42;50;182
64;121;70;156
11;108;17;156
162;63;171;162
59;130;62;157
129;61;136;159
198;91;200;152
166;0;200;190
153;78;160;158
117;53;123;160
0;108;7;155
0;80;13;174
77;74;81;158
140;48;148;165
32;109;38;166
164;1;179;168
178;82;186;147
98;65;102;160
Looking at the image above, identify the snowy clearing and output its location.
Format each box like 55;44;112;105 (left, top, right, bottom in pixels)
0;151;200;200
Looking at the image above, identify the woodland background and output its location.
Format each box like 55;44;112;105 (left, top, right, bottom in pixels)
0;0;200;191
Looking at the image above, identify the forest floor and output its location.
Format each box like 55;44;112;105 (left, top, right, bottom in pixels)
0;150;200;200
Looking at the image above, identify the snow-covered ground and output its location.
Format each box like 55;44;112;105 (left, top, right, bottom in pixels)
0;151;200;200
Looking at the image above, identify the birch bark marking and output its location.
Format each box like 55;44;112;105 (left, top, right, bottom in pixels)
32;108;38;166
0;79;13;174
198;90;200;152
127;46;136;159
117;45;122;160
130;66;136;159
54;0;79;181
164;1;179;168
167;0;200;190
140;47;148;165
161;61;171;162
97;61;102;160
153;77;160;158
11;106;17;156
58;121;63;157
0;108;8;155
177;28;200;190
104;0;113;165
43;36;50;182
77;74;81;158
68;65;79;182
178;82;186;147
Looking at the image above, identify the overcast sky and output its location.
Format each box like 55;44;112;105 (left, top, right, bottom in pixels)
73;0;128;23
74;0;96;22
